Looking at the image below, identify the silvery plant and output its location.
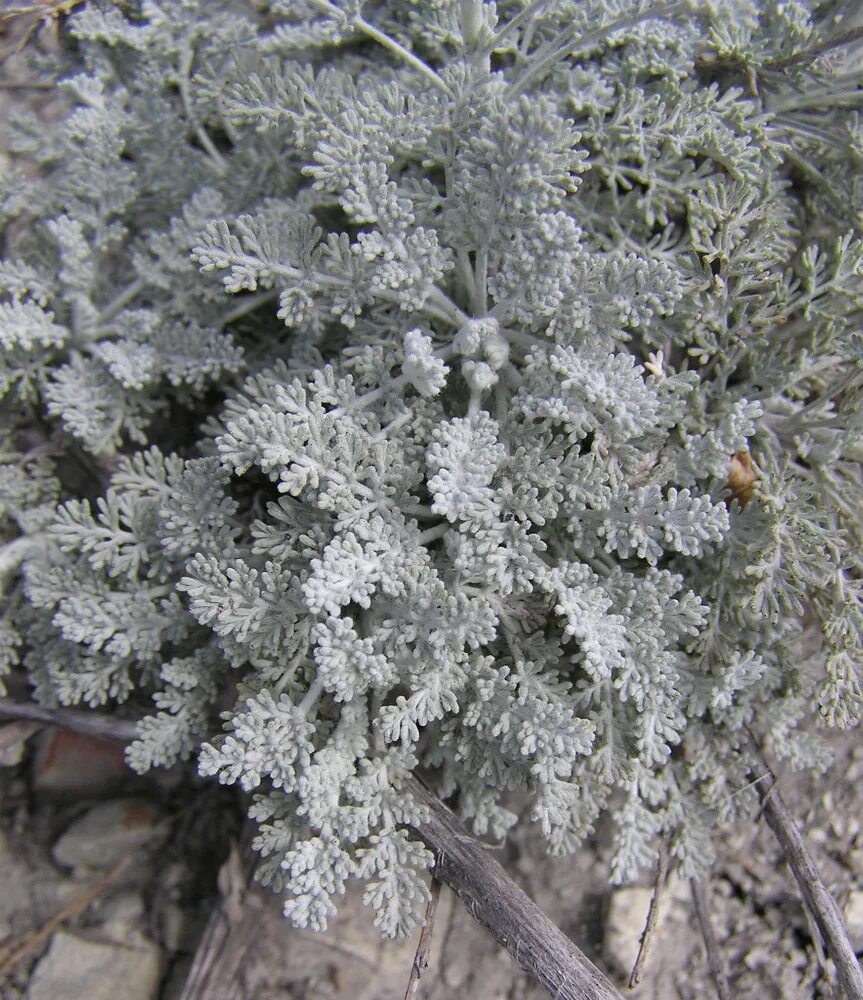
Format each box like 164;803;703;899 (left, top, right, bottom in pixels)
1;0;861;936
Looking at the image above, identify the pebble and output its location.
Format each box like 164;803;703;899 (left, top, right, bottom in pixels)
27;931;161;1000
0;722;43;767
32;728;129;797
97;890;149;945
53;799;163;872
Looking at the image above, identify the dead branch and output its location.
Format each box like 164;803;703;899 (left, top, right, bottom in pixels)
0;700;139;743
756;770;863;1000
407;777;625;1000
403;875;443;1000
690;880;731;1000
629;839;669;988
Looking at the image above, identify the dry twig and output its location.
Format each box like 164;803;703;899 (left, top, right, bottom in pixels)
628;839;669;988
756;770;863;1000
403;875;443;1000
407;777;625;1000
690;879;731;1000
0;0;84;59
0;700;139;743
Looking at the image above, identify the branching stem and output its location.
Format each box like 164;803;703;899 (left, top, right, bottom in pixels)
307;0;452;96
506;1;688;98
97;277;146;327
177;40;229;176
485;0;554;54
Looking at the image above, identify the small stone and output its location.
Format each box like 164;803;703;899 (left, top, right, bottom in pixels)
0;827;83;929
0;828;39;923
0;721;43;766
98;890;148;945
845;889;863;950
27;931;160;1000
158;899;191;953
53;799;163;872
33;728;129;797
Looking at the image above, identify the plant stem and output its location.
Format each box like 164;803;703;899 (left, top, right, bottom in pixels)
0;700;140;741
97;277;146;327
506;1;688;98
219;289;279;328
298;675;325;716
403;875;443;1000
690;880;732;1000
407;777;626;1000
426;286;472;327
460;0;490;73
307;0;452;96
473;249;488;315
771;88;863;113
629;839;669;987
485;0;553;54
766;24;863;71
756;769;863;1000
178;40;229;176
418;522;449;546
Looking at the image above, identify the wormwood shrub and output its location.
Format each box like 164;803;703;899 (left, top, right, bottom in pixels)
1;0;862;937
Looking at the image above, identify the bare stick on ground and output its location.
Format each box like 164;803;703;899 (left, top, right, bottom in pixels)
404;875;443;1000
690;880;731;1000
756;770;863;1000
407;777;625;1000
628;839;669;988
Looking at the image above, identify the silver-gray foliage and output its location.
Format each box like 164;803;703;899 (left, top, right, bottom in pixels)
2;0;863;936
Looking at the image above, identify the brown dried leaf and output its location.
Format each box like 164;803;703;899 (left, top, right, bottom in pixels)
726;450;757;510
